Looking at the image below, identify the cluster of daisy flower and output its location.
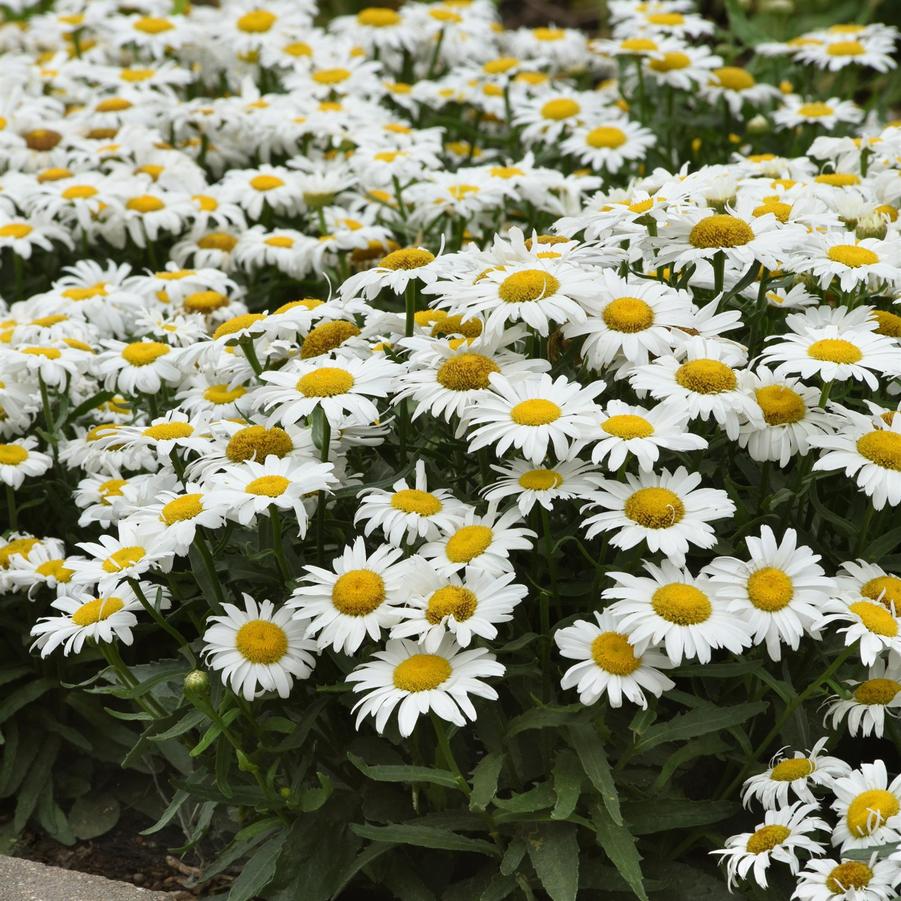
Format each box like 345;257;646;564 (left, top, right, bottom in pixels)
0;0;899;893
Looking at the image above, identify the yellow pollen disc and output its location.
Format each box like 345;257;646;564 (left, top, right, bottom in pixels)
313;68;350;85
675;359;737;394
872;310;901;338
745;824;790;854
72;596;124;626
448;184;479;201
36;559;73;582
142;422;193;441
126;195;164;213
857;431;901;471
827;244;879;267
862;576;901;610
249;174;284;192
264;236;294;248
99;478;127;502
23;347;60;359
426;586;477;624
391;489;442;516
753;200;792;222
621;37;657;51
625;487;685;529
847;789;900;836
518;468;563;491
649;50;690;71
245;475;289;497
815;172;860;186
198;233;238;252
437;354;500;391
393;653;453;692
358;6;400;26
301;321;361;359
379;247;435;270
332;569;385;616
432;315;483;339
96;97;132;113
85;424;117;443
647;11;684;24
213;313;265;341
770;758;815;781
827;40;865;56
747;567;794;611
0;444;27;465
0;223;32;238
121;341;170;366
0;538;38;568
855;678;901;705
62;185;98;200
602;296;654;332
226;426;292;463
755;385;805;425
185;291;229;313
651;583;712;624
283;40;312;56
37;168;73;182
602;414;654;439
133;16;173;33
541;98;580;120
533;26;564;40
806;338;862;364
849;600;898;636
23;129;62;151
483;56;518;74
713;66;755;90
689;214;754;248
236;9;276;32
498;270;560;303
586;126;627;148
161;494;203;524
296;367;354;398
430;8;461;22
446;525;493;563
797;102;834;118
510;398;561;426
121;68;155;83
277;298;322;314
826;861;872;893
235;619;288;664
591;631;641;675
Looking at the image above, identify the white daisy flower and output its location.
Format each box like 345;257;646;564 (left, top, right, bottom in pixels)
835;559;901;612
831;761;901;851
825;657;901;739
791;234;900;292
97;339;183;395
482;457;601;514
340;246;439;300
70;522;173;592
793;852;901;901
559;118;656;173
0;436;52;489
815;594;901;666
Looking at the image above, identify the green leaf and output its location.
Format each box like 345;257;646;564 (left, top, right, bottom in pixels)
141;790;189;836
351;823;499;856
622;799;737;835
567;724;621;826
635;702;768;753
347;752;460;788
653;735;730;791
524;821;580;901
69;793;120;840
0;678;56;725
591;803;648;901
227;832;287;901
479;874;518;901
470;751;504;812
14;735;59;832
506;704;583;738
494;782;555;815
190;707;241;757
551;749;582;821
64;390;114;426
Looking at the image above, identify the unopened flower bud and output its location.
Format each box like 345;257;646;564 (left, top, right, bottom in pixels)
183;669;210;699
747;115;770;135
856;212;888;241
759;0;793;14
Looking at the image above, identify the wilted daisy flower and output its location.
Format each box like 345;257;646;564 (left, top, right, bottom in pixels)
742;739;851;810
555;610;674;707
825;657;901;739
815;594;901;665
830;761;901;851
354;460;469;547
482;457;601;514
582;466;736;565
0;436;52;489
793;852;901;901
289;538;409;654
713;802;829;891
704;527;833;660
347;635;504;737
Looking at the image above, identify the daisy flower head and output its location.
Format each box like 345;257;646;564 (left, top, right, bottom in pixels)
288;538;409;654
97;338;183;395
793;852;901;901
704;526;834;661
0;436;52;489
582;466;736;565
794;34;898;73
390;565;527;652
560;118;656;173
773;96;864;131
71;521;173;592
482;457;602;515
347;635;504;737
825;657;901;739
792;233;901;293
835;559;901;613
419;503;535;578
603;559;751;665
463;372;604;465
701;65;782;115
555;610;674;708
117;411;212;462
2;538;76;598
831;761;901;851
590;400;708;472
203;595;317;701
354;460;469;547
340;246;439;300
713;802;829;891
815;593;901;666
742;739;852;810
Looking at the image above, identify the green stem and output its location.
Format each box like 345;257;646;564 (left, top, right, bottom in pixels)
818;380;833;409
101;643;166;718
712;251;726;297
5;484;17;531
431;714;470;797
404;281;417;338
855;504;876;557
270;507;291;583
315;413;331;563
194;532;225;613
128;578;196;665
239;336;264;376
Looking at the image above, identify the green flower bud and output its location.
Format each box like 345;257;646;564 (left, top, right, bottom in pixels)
183;669;210;699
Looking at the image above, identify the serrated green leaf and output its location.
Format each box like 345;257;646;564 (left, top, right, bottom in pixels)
567;724;621;826
470;751;504;812
347;752;460;788
351;822;499;856
634;702;768;753
524;821;579;901
227;832;287;901
622;799;737;835
69;793;120;840
591;803;648;901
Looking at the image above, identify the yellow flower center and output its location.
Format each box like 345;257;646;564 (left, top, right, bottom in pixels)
713;66;755;90
586;126;627;148
625;487;685;529
332;569;386;616
23;129;62;151
249;174;284;192
827;40;865;57
826;861;872;893
126;195;164;213
96;97;132;113
827;244;879;267
483;56;519;74
675;359;737;394
0;537;38;567
264;236;294;249
436;354;500;391
752;200;792;223
856;431;901;471
203;384;246;406
602;296;654;332
133;16;173;34
872;310;901;338
36;559;73;582
62;283;107;301
301;321;361;359
771;758;815;781
226;426;292;463
847;789;900;836
815;172;860;186
142;422;193;440
101;545;146;574
72;596;124;626
0;223;32;238
184;291;229;313
591;631;641;675
541;98;580;120
534;26;564;40
98;478;126;502
602;414;654;439
862;575;901;610
0;444;27;465
689;214;754;248
212;312;265;340
379;247;435;270
745;825;790;854
510;398;561;426
432;315;483;339
426;586;477;623
797;102;834;118
23;347;61;359
651;583;712;624
393;654;452;691
620;37;657;52
198;232;238;252
296;367;354;398
37;167;73;182
518;468;563;490
498;270;560;303
245;475;290;497
755;385;805;425
855;678;901;705
358;6;400;26
649;51;690;71
62;185;98;200
236;9;276;32
121;341;170;366
235;619;288;664
445;525;493;563
391;489;442;516
807;338;862;364
647;12;684;24
121;68;155;83
160;494;203;524
849;600;898;636
313;68;351;85
747;567;794;611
